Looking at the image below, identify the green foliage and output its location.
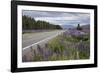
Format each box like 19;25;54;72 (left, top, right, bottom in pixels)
48;53;69;61
72;35;89;42
30;34;90;61
79;51;89;59
22;15;62;30
33;54;43;61
46;34;89;60
77;24;82;30
48;36;65;54
48;53;58;61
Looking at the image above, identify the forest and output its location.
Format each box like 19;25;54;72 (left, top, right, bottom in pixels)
22;15;62;30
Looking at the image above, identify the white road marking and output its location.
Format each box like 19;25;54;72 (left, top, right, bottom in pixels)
23;31;65;50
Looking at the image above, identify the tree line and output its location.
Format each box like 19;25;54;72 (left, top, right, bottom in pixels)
22;15;62;30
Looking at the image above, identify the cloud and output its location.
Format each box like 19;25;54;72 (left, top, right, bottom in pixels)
22;10;90;26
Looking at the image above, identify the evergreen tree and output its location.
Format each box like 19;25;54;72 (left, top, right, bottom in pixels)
77;24;82;30
22;15;62;30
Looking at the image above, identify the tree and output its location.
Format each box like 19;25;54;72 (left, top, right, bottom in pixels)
77;24;82;30
22;15;62;30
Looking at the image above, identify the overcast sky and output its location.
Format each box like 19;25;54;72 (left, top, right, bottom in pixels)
22;10;90;26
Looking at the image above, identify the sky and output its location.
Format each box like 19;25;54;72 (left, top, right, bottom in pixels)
22;10;90;26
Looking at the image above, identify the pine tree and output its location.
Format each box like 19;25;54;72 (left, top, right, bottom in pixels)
77;24;82;30
22;15;62;30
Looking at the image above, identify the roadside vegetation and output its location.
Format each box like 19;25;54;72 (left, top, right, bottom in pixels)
22;24;90;62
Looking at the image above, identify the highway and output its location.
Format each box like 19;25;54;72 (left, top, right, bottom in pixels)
22;30;65;50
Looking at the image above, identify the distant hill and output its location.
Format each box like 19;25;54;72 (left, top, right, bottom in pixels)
61;25;75;29
81;24;90;29
81;24;90;33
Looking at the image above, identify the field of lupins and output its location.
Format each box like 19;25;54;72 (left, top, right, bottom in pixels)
22;29;90;62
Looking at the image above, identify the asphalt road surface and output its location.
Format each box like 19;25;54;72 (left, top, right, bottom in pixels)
22;30;65;49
